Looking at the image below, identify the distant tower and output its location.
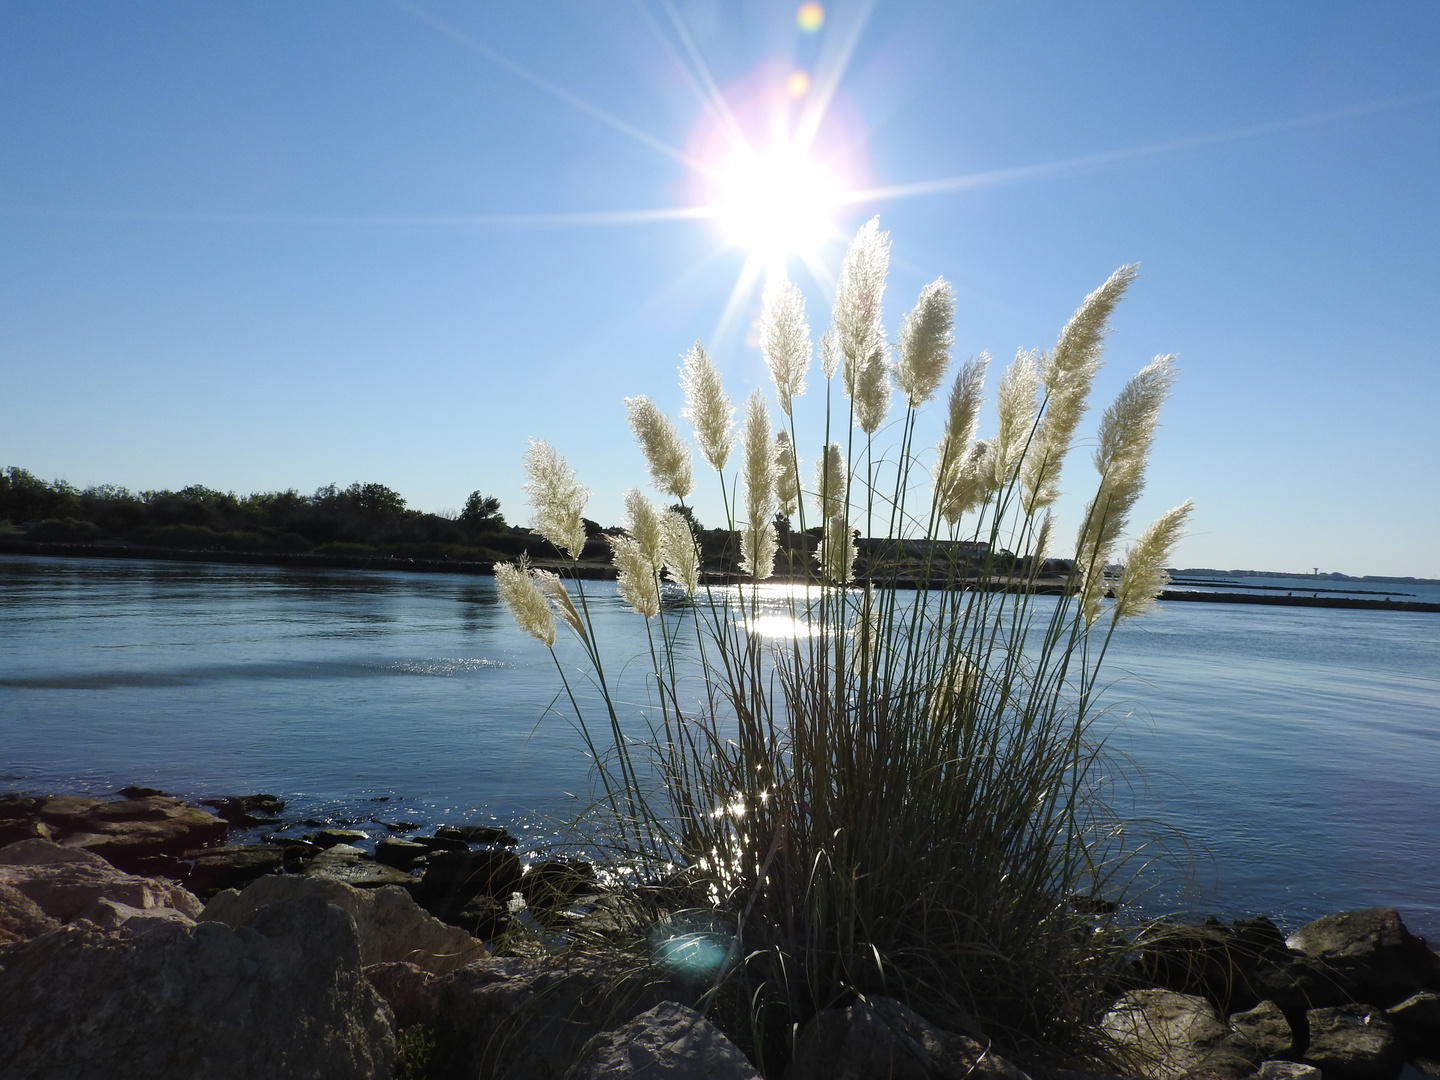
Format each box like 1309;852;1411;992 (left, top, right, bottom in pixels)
1313;567;1319;576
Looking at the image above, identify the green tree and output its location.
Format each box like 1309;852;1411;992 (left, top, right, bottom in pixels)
459;491;505;531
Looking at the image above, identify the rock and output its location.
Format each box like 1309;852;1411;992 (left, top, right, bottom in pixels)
410;832;471;852
0;838;202;933
436;823;518;846
1099;989;1257;1080
789;995;1030;1080
417;848;523;904
306;846;418;889
425;950;678;1080
523;859;597;911
366;959;445;1029
0;818;53;846
0;894;395;1079
565;1000;760;1080
0;795;38;820
1255;1062;1322;1080
36;795;229;873
383;819;422;833
184;843;286;898
1229;999;1295;1060
1387;990;1440;1055
0;882;60;945
1303;1005;1402;1080
312;827;371;848
1135;916;1291;1013
375;836;430;871
199;794;286;825
1287;908;1440;1006
201;875;486;974
1250;952;1355;1012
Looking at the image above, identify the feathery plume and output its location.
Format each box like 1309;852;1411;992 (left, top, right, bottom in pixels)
1023;265;1138;512
834;218;890;397
817;513;856;584
609;534;661;618
933;353;990;494
741;388;777;580
929;655;979;724
679;343;735;472
760;278;811;416
522;438;588;560
853;337;893;434
819;328;841;380
814;441;847;521
1093;355;1177;481
625;396;694;499
853;585;880;676
992;349;1040;487
774;429;800;519
936;439;994;526
895;277;955;408
623;488;663;566
1032;511;1054;568
532;568;587;645
660;509;700;597
1113;500;1193;622
495;557;555;647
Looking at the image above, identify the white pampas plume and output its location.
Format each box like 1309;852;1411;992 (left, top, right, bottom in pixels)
1074;355;1179;623
532;568;588;644
853;337;893;434
814;441;847;521
895;277;955;408
774;429;800;519
1113;500;1193;622
625;396;694;499
929;655;979;724
936;439;994;526
495;557;555;647
1023;265;1138;512
660;509;700;597
609;534;661;618
819;328;841;380
522;438;588;560
679;343;735;473
740;388;777;580
623;488;663;566
760;278;811;416
817;513;856;584
834;217;890;397
1032;511;1054;567
992;349;1040;487
932;352;990;505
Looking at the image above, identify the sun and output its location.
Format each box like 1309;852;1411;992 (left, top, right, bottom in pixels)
708;142;846;265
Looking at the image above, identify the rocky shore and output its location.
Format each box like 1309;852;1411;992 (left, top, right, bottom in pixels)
3;789;1440;1080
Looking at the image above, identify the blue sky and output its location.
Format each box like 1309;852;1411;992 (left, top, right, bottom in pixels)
2;2;1437;578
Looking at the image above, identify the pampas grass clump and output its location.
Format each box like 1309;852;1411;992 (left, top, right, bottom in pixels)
498;218;1190;1073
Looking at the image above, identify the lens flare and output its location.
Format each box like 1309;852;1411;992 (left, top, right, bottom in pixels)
786;70;811;99
796;2;824;32
711;145;844;261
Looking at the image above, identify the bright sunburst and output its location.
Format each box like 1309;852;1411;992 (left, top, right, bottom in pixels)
708;143;846;264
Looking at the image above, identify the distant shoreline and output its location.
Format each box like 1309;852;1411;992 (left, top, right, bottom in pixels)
3;539;1438;613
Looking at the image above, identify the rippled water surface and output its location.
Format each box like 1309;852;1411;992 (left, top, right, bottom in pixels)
3;554;1437;935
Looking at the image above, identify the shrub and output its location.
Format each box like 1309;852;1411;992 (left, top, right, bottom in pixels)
495;220;1191;1070
25;517;109;543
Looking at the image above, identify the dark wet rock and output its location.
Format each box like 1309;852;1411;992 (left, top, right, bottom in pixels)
427;892;516;940
417;848;523;904
383;819;422;833
312;827;371;848
1303;1004;1402;1080
1250;952;1354;1013
199;794;286;825
0;893;396;1079
376;836;430;871
1229;1000;1295;1060
0;839;202;935
305;846;417;889
523;859;598;912
201;875;485;974
790;994;1030;1080
565;1000;761;1080
1287;908;1440;1006
410;832;471;852
0;795;40;820
436;823;518;846
1387;990;1440;1056
184;844;287;897
116;785;169;799
0;817;54;846
1100;989;1258;1080
1135;916;1291;1013
24;795;229;873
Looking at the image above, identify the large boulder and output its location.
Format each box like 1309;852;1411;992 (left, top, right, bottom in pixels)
789;995;1029;1080
1287;908;1440;1006
201;875;486;974
565;1001;760;1080
0;894;395;1080
31;794;228;872
1228;999;1296;1060
1100;989;1258;1080
1302;1004;1402;1080
0;838;202;940
1135;916;1290;1013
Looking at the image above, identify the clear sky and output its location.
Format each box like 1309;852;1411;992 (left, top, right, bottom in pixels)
2;2;1437;578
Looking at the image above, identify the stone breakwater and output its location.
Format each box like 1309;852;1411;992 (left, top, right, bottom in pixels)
3;791;1440;1080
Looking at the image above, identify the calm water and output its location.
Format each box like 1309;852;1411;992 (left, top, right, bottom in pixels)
2;554;1437;937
